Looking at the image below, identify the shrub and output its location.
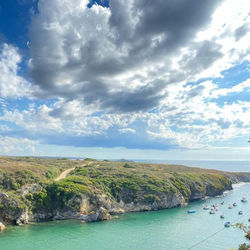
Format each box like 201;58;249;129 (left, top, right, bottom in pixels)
238;244;250;250
123;163;135;169
245;231;250;240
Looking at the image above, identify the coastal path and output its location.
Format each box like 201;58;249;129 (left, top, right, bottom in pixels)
55;167;75;181
54;160;95;181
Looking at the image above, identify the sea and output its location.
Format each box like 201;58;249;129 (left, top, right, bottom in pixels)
0;160;250;250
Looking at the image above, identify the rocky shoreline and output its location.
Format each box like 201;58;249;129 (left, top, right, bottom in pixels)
0;157;250;231
0;175;234;228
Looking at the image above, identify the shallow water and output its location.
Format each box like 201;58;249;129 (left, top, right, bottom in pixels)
0;184;249;250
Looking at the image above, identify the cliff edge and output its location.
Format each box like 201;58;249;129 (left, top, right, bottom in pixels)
0;157;248;226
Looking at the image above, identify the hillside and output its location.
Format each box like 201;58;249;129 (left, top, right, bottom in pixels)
0;157;249;227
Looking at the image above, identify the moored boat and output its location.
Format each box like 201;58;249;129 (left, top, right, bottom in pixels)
241;197;247;203
187;210;196;214
224;222;231;227
203;205;210;210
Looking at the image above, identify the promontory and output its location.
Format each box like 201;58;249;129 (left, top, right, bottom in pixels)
0;157;249;228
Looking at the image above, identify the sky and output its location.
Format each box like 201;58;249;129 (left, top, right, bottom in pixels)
0;0;249;160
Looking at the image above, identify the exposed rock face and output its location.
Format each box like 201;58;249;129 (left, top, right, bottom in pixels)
0;192;29;225
1;157;249;229
0;180;232;226
229;172;250;184
80;207;111;222
0;222;6;231
117;192;186;212
0;173;241;226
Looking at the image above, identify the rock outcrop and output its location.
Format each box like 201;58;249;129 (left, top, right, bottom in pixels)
0;175;235;226
228;172;250;184
0;157;249;227
0;222;5;231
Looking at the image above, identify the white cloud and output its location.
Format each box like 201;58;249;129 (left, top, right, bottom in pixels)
0;136;38;154
0;44;32;98
0;0;250;154
1;75;249;150
0;124;11;132
28;0;249;112
211;79;250;98
118;128;136;134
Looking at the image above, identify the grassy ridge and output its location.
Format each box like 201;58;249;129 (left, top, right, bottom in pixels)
67;161;232;202
0;157;247;225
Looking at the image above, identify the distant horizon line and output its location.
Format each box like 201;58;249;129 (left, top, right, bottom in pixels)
1;155;250;162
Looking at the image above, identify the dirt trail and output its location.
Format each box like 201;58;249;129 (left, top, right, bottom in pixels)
55;167;75;181
55;161;95;181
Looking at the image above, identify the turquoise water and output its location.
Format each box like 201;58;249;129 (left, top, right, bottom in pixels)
0;184;249;250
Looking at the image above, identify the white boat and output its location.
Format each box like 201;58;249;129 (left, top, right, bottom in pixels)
203;205;210;210
238;211;243;215
241;197;247;203
228;205;233;209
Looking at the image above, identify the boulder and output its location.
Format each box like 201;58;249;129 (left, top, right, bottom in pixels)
0;222;6;232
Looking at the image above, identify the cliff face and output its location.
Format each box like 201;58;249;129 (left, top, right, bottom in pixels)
0;175;232;225
227;172;250;184
0;157;246;226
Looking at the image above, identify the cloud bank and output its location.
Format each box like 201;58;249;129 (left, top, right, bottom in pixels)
0;0;249;156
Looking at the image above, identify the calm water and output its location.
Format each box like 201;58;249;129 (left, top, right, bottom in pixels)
0;183;249;250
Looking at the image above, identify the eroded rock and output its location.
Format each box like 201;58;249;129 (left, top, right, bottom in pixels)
0;222;6;231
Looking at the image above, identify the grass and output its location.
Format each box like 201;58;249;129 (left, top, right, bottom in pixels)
0;156;248;225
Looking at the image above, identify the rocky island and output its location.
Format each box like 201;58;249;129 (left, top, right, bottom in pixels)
0;157;249;229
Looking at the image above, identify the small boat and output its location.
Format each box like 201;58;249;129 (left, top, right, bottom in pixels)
211;204;218;210
241;197;247;203
224;222;231;227
209;210;215;214
188;210;196;214
221;201;224;205
228;205;233;209
203;205;210;210
238;211;243;215
220;215;225;219
233;202;237;207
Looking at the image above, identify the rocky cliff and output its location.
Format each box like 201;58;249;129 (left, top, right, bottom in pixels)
0;157;248;228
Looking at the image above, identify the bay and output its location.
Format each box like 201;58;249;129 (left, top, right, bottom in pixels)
0;183;249;250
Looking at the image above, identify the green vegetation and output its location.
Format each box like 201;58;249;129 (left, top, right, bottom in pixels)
123;163;135;168
245;231;250;240
84;158;96;161
67;161;233;204
238;244;250;250
233;223;250;250
0;156;248;226
0;170;39;190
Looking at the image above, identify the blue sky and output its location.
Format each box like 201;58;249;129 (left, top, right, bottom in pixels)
0;0;250;160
